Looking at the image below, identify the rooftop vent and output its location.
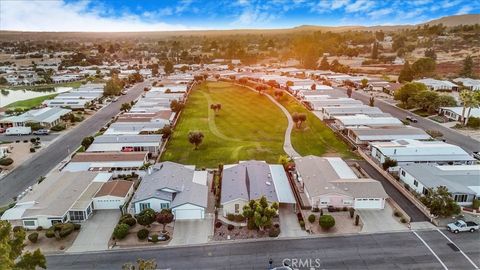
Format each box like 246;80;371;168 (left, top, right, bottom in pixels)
266;181;271;186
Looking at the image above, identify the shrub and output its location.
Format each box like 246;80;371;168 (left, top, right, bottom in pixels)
150;234;159;243
247;219;256;230
121;213;133;220
137;228;149;240
394;211;401;217
299;220;305;228
215;221;223;228
319;215;335;230
473;199;480;210
113;223;130;240
308;214;316;223
36;226;43;231
226;213;235;221
400;218;407;223
227;224;234;231
234;214;245;222
355;215;360;226
0;158;14;166
320;209;323;216
13;226;24;232
268;227;281;237
28;232;39;243
312;207;320;213
30;148;36;153
45;230;55;238
467;117;480;129
58;223;75;238
349;208;355;218
50;124;66;132
122;217;137;227
73;224;81;230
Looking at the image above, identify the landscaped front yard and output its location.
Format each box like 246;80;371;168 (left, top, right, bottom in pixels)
161;81;288;167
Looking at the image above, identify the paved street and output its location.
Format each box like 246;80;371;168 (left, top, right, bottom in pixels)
347;89;480;154
0;80;150;205
45;229;480;269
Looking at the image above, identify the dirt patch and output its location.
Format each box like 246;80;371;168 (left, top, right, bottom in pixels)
24;230;80;253
212;219;279;241
302;210;362;235
111;223;173;248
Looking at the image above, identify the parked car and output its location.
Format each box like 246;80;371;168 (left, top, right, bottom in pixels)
0;127;5;133
33;129;49;135
406;116;418;123
447;220;479;233
5;127;31;136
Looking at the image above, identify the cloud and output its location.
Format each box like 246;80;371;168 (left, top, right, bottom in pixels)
233;7;277;26
345;0;376;13
456;5;473;15
0;0;193;32
441;0;462;8
368;8;393;19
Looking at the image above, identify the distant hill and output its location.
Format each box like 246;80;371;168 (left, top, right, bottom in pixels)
420;14;480;27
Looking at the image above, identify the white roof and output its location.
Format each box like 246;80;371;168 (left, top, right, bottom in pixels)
270;165;296;204
440;107;480;118
192;171;208;185
336;114;403;127
325;157;358;179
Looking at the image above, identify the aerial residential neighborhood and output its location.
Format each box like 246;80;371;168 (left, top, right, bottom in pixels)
0;1;479;270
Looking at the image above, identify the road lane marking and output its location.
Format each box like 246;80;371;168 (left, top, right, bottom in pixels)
412;231;448;270
436;229;479;269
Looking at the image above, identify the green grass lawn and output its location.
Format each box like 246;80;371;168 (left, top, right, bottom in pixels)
5;93;58;110
267;89;355;158
161;81;288;168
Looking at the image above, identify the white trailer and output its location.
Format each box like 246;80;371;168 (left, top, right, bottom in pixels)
5;127;32;135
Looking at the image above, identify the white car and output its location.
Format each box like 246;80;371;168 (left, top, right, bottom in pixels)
447;220;479;233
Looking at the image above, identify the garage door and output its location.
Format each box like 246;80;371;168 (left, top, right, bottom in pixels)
354;198;383;209
173;209;204;220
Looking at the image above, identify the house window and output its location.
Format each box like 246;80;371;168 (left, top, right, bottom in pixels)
422;187;429;196
413;180;418;187
160;203;170;209
234;204;240;213
69;211;86;221
401;170;406;177
139;203;150;211
454;194;468;203
23;220;36;227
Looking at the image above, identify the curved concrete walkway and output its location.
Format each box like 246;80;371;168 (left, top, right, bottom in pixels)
237;83;301;158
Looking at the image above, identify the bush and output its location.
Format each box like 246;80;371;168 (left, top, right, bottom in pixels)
394;211;401;217
234;214;245;222
215;221;223;228
28;232;39;243
58;223;75;238
247;219;256;230
50;124;66;132
320;209;323;216
45;230;55;238
227;224;234;231
467;117;480;129
137;228;149;240
36;226;43;231
473;199;480;210
299;220;305;228
0;158;14;166
355;215;360;226
13;226;24;232
30;148;36;153
121;217;137;227
113;223;130;240
268;227;281;237
319;215;335;230
121;213;133;220
226;213;235;221
73;224;81;230
150;234;159;243
349;208;355;218
308;214;316;223
400;218;407;223
312;207;320;213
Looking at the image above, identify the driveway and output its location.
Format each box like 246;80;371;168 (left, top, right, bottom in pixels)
357;204;408;233
278;204;308;237
67;210;121;253
168;217;213;246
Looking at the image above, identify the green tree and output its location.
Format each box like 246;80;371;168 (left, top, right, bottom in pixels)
188;131;204;150
382;158;397;170
164;61;174;75
411;58;436;78
121;102;132;112
0;221;46;270
459;90;479;125
292;112;307;128
242;196;278;231
398;61;413;83
319;56;330;70
81;136;94;149
394;82;428;105
459;55;474;78
319;215;335;230
155;209;174;232
103;76;124;97
170;100;185;113
210;103;222;115
113;223;130;240
136;208;156;227
419;186;461;218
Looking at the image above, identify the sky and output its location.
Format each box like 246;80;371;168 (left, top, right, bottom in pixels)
0;0;479;32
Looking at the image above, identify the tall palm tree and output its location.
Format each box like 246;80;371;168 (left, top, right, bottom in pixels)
459;90;477;125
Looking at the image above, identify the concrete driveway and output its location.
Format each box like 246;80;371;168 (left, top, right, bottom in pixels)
67;210;121;253
278;204;308;237
357;204;408;233
168;217;213;246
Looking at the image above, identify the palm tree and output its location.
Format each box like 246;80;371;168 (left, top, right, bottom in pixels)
459;90;477;125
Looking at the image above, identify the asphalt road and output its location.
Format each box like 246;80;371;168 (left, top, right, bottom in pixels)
347;89;480;154
45;229;480;270
0;80;150;205
349;160;429;222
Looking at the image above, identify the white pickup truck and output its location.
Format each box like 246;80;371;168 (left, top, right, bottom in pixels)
446;220;479;233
